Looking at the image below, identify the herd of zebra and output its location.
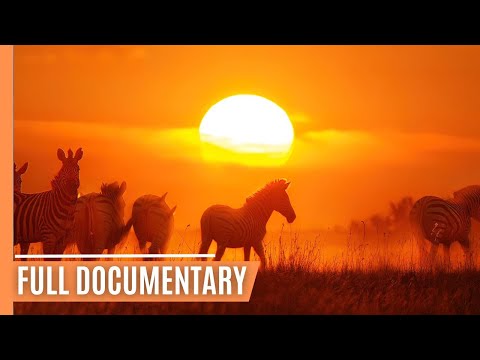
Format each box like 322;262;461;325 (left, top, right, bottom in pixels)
13;147;480;268
13;148;176;261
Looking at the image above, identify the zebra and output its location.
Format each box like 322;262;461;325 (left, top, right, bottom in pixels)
199;178;296;269
123;193;177;258
409;185;480;269
14;162;29;193
13;162;29;254
14;148;83;260
65;181;128;259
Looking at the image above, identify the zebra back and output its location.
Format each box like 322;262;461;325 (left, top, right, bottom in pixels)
68;193;124;254
67;181;127;254
130;193;176;253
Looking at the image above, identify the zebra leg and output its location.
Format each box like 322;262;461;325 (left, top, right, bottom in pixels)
54;236;67;257
199;238;213;261
414;232;428;269
42;234;58;261
428;243;439;268
460;242;474;269
244;246;251;261
20;243;30;261
252;242;266;271
443;244;451;270
214;244;226;261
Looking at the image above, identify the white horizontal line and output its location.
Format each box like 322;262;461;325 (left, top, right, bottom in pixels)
15;254;215;259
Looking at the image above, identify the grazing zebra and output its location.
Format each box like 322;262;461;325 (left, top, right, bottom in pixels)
124;193;177;257
14;162;28;193
199;178;296;269
409;185;480;268
66;181;128;259
14;148;83;260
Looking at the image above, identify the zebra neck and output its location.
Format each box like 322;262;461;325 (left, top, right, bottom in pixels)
245;197;273;224
54;184;77;204
454;197;479;217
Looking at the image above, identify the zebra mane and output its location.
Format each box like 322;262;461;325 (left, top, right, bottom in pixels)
246;179;289;203
50;171;68;190
101;182;124;200
51;176;61;190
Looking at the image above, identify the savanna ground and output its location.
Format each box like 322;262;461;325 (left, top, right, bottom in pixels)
14;225;480;315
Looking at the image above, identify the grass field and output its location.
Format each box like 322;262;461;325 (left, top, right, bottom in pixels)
13;227;480;315
14;267;480;315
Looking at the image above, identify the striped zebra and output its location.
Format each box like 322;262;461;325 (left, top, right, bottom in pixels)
409;185;480;268
199;178;296;269
65;181;128;259
14;162;29;193
14;148;83;260
124;193;177;257
14;162;29;254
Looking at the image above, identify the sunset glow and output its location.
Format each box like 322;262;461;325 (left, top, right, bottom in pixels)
11;45;480;316
13;45;480;231
199;95;294;166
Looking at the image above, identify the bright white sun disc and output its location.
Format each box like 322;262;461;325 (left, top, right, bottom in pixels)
199;95;294;154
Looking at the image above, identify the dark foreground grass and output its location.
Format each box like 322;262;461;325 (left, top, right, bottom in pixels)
14;267;480;315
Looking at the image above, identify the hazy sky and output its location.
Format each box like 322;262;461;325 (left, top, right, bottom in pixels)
14;45;480;231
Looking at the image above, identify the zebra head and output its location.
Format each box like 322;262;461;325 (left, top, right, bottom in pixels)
56;148;83;194
14;162;28;192
101;180;128;219
454;185;480;220
271;179;296;223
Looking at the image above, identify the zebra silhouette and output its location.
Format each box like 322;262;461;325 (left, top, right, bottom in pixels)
14;148;83;260
14;162;28;193
14;162;29;253
124;193;177;259
409;185;480;268
66;181;128;259
199;178;296;269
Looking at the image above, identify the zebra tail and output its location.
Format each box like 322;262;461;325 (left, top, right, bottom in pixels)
199;212;213;254
122;217;134;239
87;199;95;260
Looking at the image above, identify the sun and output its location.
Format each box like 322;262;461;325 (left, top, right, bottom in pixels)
199;94;294;166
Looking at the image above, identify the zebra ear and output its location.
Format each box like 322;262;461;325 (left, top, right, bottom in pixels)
57;149;66;162
18;162;28;174
74;148;83;161
160;192;168;201
119;181;127;195
284;181;291;189
170;205;177;216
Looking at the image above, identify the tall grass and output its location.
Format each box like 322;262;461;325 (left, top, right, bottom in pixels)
14;225;480;273
13;227;480;314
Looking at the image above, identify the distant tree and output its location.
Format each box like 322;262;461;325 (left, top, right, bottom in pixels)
347;196;416;237
388;196;414;232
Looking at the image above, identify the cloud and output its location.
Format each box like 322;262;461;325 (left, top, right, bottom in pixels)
15;120;480;172
290;113;311;124
289;129;480;169
15;120;201;162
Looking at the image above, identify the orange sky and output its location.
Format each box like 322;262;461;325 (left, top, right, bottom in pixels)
13;45;480;231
